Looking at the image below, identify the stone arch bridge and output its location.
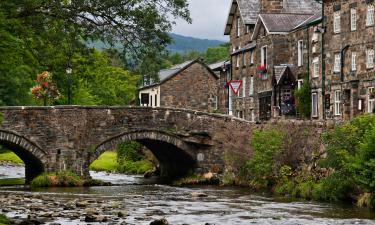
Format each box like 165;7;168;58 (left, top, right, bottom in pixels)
0;106;254;182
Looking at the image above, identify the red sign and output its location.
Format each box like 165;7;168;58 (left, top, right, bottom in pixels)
228;80;243;95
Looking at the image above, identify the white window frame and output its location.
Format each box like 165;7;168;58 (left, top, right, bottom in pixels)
243;52;246;67
250;50;254;64
261;46;267;66
313;57;319;78
367;49;374;69
298;40;304;67
334;90;342;116
351;52;357;71
214;96;218;110
242;77;246;97
297;79;304;90
237;17;241;37
312;92;319;118
366;5;374;27
334;11;341;33
369;87;375;113
351;8;357;31
249;76;254;96
334;54;341;73
236;55;240;68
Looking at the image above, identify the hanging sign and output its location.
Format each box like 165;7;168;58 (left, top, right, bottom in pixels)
228;80;243;95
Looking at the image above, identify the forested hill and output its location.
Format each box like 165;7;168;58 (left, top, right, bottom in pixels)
167;33;225;53
88;33;225;53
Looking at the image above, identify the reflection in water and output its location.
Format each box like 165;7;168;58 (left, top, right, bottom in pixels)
1;166;375;225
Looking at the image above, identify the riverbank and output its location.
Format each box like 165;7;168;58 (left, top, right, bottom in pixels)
220;114;375;209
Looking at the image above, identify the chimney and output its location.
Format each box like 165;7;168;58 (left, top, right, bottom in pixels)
261;0;284;13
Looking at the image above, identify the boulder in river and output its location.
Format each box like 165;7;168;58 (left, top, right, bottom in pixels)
150;218;169;225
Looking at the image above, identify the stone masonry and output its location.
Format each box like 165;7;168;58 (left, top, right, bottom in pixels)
0;106;253;182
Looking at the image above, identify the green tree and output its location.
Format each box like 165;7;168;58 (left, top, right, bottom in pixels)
204;43;230;64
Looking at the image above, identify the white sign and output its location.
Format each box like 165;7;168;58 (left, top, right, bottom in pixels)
229;80;243;95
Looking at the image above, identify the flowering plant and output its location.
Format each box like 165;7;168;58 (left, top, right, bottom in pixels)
257;64;267;73
31;71;61;105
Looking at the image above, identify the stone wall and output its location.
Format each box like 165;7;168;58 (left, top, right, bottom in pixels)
160;62;219;113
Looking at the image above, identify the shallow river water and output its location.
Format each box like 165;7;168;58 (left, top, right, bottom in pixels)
1;165;375;225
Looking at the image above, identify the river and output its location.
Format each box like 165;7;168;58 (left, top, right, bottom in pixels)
1;165;375;225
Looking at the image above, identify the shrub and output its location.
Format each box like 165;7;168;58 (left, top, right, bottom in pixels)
294;76;311;118
0;112;3;125
311;172;354;202
117;141;143;162
0;214;10;225
275;180;295;196
31;171;83;188
116;159;153;174
244;128;283;189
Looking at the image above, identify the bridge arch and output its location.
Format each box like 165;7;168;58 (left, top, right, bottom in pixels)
93;130;196;177
0;130;46;183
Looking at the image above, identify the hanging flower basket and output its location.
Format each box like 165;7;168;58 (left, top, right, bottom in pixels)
257;64;267;74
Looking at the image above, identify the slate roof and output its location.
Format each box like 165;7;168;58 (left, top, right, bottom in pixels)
260;13;314;33
224;0;321;35
231;42;256;55
274;65;297;85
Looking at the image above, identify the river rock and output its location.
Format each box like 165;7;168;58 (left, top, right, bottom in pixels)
84;215;108;222
190;192;208;198
150;218;169;225
85;207;99;215
76;201;88;207
117;210;129;218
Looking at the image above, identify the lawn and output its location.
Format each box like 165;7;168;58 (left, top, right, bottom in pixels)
0;151;23;165
0;178;25;186
89;151;118;172
89;151;153;174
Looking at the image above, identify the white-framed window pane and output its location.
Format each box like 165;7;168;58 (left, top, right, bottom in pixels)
236;55;240;67
352;52;357;71
261;46;267;66
242;77;246;97
250;50;254;64
312;93;318;117
297;79;304;90
369;87;375;113
367;49;374;69
298;40;303;66
334;11;341;33
249;76;254;96
313;57;319;77
334;54;341;72
334;90;342;116
351;8;357;31
366;5;374;26
237;17;241;37
243;52;246;66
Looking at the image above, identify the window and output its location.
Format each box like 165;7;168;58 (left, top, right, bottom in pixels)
140;93;149;106
242;77;246;97
367;49;374;69
369;87;375;113
297;79;304;90
334;54;341;72
312;93;318;118
246;25;250;34
366;5;374;27
313;57;319;78
250;50;254;64
237;17;241;37
261;46;267;66
249;76;254;96
334;11;341;33
334;90;342;116
155;94;158;107
214;96;218;110
236;55;240;68
242;52;246;67
351;8;357;31
298;40;304;66
352;52;357;71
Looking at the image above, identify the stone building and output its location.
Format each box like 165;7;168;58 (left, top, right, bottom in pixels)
209;60;231;114
224;0;321;121
321;0;375;121
138;59;219;113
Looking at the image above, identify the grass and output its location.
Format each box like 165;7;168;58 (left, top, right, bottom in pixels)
0;178;25;186
89;151;153;175
0;214;11;225
90;151;118;172
31;171;84;188
0;151;23;165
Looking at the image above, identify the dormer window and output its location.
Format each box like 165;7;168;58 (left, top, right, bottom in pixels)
334;11;341;34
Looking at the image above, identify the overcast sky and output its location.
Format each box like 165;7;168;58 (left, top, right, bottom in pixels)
172;0;231;41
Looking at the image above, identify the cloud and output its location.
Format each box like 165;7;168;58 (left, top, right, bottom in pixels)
172;0;231;41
